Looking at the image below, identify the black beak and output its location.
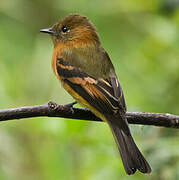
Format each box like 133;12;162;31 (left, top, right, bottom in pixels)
40;28;54;35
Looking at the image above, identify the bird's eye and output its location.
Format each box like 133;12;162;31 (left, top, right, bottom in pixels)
61;26;68;33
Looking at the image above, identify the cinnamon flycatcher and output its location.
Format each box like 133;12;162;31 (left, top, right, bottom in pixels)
40;14;151;175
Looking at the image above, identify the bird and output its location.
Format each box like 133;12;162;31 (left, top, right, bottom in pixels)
40;14;151;175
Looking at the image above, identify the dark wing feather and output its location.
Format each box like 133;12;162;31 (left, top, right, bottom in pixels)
110;77;127;112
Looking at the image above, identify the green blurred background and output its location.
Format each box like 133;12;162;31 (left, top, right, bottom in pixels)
0;0;179;179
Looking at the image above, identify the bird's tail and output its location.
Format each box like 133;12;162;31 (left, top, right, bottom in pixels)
106;115;151;175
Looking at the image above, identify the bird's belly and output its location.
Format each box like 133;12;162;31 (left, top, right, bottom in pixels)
61;80;106;121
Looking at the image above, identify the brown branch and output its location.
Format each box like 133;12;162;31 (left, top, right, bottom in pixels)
0;101;179;128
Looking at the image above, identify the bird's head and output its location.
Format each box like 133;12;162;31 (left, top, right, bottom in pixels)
40;14;100;47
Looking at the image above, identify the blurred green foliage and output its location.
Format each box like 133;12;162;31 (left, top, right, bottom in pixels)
0;0;179;179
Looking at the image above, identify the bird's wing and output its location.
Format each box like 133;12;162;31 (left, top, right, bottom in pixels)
56;57;126;115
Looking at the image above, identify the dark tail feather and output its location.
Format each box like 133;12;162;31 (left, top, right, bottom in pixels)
107;118;151;175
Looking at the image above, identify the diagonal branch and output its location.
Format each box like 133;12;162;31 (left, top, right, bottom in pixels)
0;101;179;128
